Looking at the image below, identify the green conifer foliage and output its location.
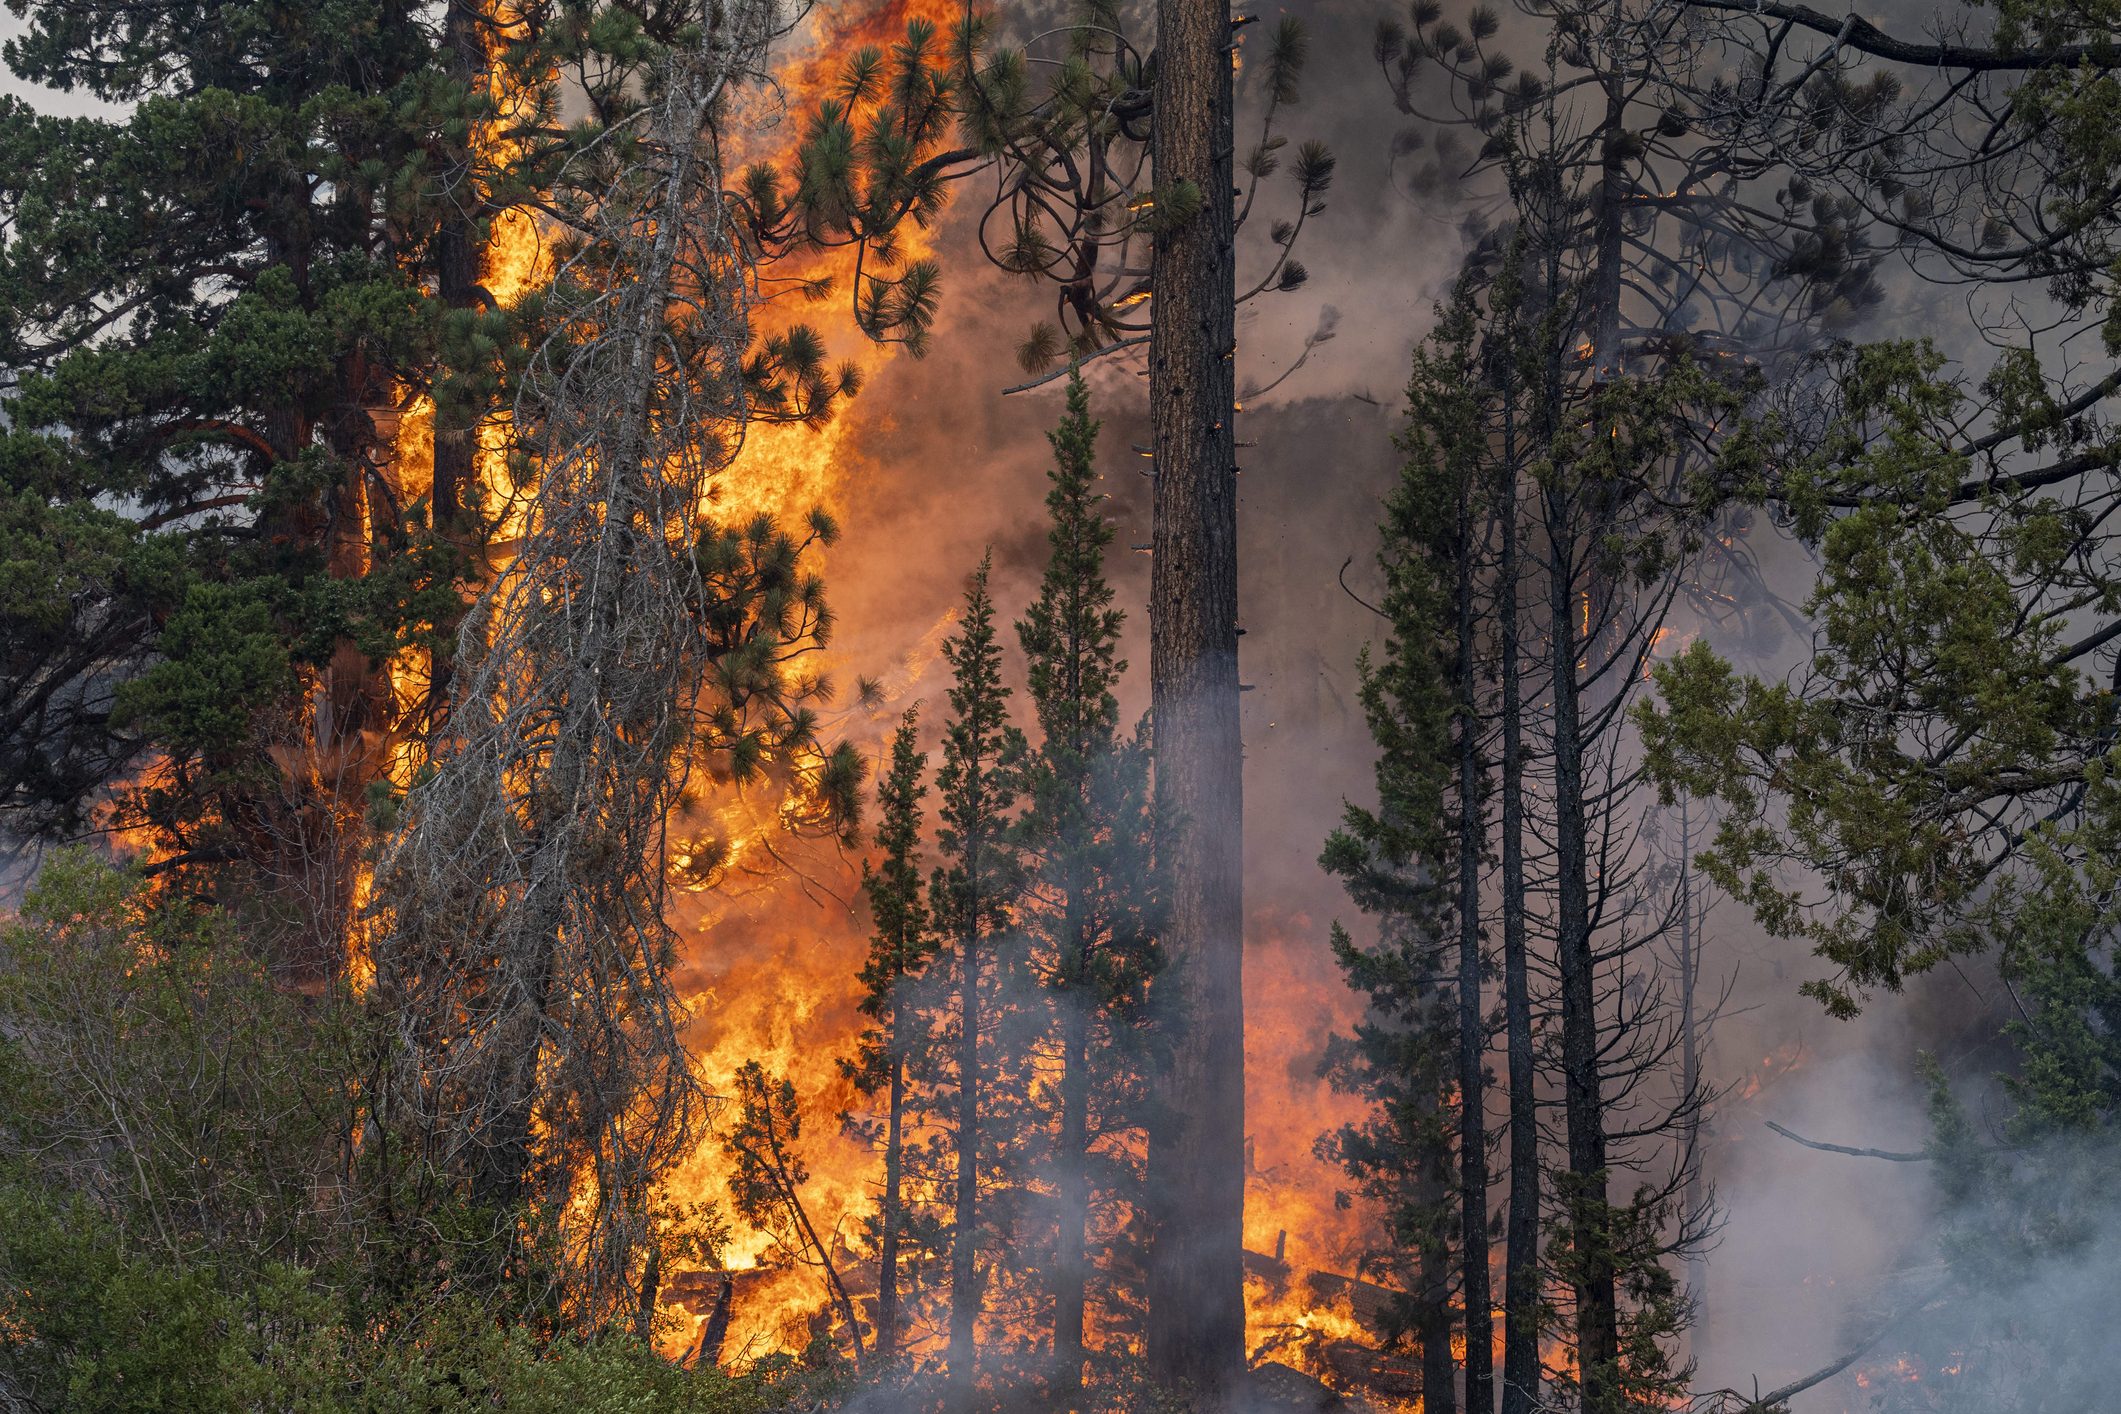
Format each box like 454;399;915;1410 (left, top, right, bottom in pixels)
1317;280;1479;1407
0;0;514;946
929;554;1027;1398
1013;372;1160;1387
842;710;940;1361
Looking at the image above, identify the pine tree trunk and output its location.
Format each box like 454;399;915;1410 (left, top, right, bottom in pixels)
1144;0;1246;1400
434;0;480;550
1421;1235;1459;1414
1455;497;1493;1414
1497;397;1540;1414
1548;494;1619;1409
1054;972;1091;1392
878;1033;906;1360
1553;75;1631;1409
952;898;982;1402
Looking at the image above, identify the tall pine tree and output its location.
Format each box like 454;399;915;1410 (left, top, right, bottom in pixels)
0;0;491;960
844;709;938;1362
1015;373;1161;1392
1321;277;1486;1414
930;555;1026;1403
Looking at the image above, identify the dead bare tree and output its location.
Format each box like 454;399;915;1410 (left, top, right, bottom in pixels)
373;0;796;1326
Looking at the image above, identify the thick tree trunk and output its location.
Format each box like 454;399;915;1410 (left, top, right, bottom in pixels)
1496;399;1540;1414
434;0;481;547
1144;0;1246;1401
1455;500;1493;1414
1420;1233;1459;1414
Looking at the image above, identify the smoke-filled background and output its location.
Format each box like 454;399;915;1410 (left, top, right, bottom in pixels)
658;2;2027;1406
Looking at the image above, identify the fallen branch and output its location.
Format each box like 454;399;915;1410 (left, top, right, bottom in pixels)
1691;1280;1949;1412
1764;1119;1929;1162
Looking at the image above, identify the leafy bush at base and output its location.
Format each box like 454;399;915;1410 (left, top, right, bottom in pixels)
0;853;793;1412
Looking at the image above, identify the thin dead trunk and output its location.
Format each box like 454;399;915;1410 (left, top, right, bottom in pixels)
1455;489;1493;1414
756;1084;867;1368
1496;382;1540;1414
1678;796;1706;1343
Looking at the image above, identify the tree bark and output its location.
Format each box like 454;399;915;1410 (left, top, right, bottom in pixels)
1552;496;1611;1407
1145;0;1246;1402
1455;489;1493;1414
1496;383;1540;1414
1421;1232;1459;1414
1549;490;1619;1409
1554;71;1631;1409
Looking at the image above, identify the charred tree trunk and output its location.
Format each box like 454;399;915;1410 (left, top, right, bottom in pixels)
1420;1227;1459;1414
1055;953;1092;1393
1145;0;1246;1400
1552;73;1632;1411
696;1274;735;1369
1548;492;1619;1409
1455;488;1493;1414
1496;381;1540;1414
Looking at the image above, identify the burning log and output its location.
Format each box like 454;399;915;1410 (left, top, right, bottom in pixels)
1245;1236;1432;1410
663;1264;784;1315
1301;1270;1399;1331
1244;1232;1293;1284
1248;1361;1347;1410
1316;1341;1422;1402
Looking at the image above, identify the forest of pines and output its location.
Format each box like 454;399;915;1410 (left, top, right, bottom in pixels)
1;1;2119;1412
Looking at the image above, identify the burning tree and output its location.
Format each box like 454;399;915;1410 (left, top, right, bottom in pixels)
373;0;835;1324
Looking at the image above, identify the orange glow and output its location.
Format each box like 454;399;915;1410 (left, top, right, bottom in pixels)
647;0;969;1368
361;0;1447;1388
